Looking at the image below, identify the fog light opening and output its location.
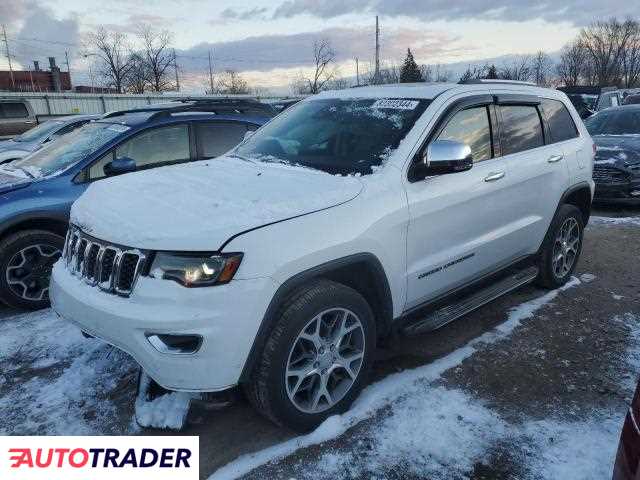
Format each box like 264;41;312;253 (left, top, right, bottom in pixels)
147;334;203;355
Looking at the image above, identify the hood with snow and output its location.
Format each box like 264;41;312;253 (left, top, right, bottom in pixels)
593;135;640;169
71;156;364;250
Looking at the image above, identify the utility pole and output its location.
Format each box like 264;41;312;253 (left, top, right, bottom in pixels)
374;16;380;85
173;49;180;92
64;50;72;89
208;50;214;94
355;57;360;86
2;25;15;90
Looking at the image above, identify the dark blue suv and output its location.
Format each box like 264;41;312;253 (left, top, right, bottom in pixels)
0;99;275;310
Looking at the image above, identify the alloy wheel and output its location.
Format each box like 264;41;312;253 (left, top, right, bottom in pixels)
552;217;580;279
285;307;365;414
6;244;62;301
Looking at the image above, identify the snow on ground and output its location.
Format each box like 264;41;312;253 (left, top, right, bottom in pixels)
210;278;584;480
0;309;138;435
590;216;640;227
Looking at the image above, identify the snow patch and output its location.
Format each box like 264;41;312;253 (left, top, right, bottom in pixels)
134;373;197;430
590;216;640;227
579;273;596;283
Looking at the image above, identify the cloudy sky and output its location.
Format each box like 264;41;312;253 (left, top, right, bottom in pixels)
1;0;636;94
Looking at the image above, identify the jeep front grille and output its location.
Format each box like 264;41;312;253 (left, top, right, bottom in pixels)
63;226;147;296
593;165;630;184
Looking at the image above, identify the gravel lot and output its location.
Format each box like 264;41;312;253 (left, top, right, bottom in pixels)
1;207;639;480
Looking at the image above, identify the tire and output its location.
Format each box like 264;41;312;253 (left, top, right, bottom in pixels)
536;204;584;289
0;230;64;310
245;279;376;432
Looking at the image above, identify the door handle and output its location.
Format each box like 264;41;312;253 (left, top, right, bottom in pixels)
548;154;563;163
484;171;505;182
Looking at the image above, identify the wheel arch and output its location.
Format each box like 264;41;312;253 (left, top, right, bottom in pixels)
239;252;393;383
561;182;592;225
0;214;69;242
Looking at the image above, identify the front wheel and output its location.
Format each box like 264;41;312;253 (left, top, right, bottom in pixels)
0;230;64;310
536;204;584;289
245;279;376;432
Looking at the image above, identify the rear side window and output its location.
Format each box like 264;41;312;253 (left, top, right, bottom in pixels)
196;122;250;158
116;124;190;169
541;99;579;143
499;105;544;155
1;102;29;118
436;106;492;162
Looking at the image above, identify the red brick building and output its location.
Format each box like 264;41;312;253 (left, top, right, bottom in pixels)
0;58;72;92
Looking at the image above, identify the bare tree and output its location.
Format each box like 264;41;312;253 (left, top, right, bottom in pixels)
420;64;433;82
216;70;249;94
556;41;588;87
306;39;336;94
85;27;134;93
499;55;532;81
139;25;175;92
125;52;151;94
432;64;452;82
621;22;640;87
579;18;637;86
532;51;553;86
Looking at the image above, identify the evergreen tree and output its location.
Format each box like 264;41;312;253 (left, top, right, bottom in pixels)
400;48;423;83
485;64;499;79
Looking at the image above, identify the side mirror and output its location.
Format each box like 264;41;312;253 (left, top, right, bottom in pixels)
243;130;255;142
104;157;136;177
422;139;473;176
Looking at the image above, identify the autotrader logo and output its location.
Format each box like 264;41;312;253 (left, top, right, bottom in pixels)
1;436;199;480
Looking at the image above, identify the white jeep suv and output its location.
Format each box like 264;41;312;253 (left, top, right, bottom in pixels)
51;81;594;432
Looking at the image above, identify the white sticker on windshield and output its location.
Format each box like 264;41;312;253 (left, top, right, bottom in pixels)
371;99;419;110
107;124;130;133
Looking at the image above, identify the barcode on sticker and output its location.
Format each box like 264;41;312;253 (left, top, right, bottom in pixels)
371;99;419;110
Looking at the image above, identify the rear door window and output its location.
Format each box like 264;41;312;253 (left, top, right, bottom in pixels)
115;124;190;169
499;105;544;155
1;102;29;118
436;106;493;162
196;122;252;158
541;99;579;143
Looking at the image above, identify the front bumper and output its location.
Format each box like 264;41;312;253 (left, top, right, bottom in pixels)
593;176;640;205
50;261;277;392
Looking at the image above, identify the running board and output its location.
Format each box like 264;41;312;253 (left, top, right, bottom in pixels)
402;266;539;336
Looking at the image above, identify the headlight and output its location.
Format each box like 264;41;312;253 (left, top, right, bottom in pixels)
149;252;243;287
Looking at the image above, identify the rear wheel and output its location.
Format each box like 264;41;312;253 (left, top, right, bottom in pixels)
536;204;584;289
245;279;376;432
0;230;64;310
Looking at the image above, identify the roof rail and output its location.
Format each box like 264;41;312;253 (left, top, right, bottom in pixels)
458;79;537;86
103;98;277;119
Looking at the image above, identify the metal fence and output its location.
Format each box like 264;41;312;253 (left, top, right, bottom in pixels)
0;91;301;118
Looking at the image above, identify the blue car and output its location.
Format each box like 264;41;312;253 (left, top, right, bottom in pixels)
0;99;275;310
0;114;100;164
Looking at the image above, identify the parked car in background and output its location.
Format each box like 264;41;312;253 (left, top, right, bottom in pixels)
557;86;622;119
0;98;275;310
585;105;640;204
623;94;640;106
0;114;99;164
51;81;593;432
613;377;640;480
0;100;37;139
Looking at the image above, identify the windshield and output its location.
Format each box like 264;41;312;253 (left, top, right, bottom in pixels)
10;122;128;177
14;120;65;143
585;109;640;136
234;98;430;175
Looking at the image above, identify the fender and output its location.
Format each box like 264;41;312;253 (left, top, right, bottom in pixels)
0;210;70;239
238;252;393;383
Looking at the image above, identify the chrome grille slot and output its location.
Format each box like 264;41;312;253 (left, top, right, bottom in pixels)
62;226;146;296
